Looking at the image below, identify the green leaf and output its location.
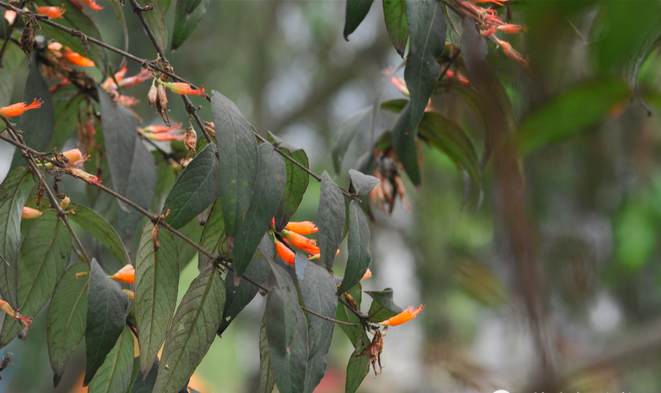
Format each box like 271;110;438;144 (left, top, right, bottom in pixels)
0;167;34;309
460;16;491;91
516;79;629;156
135;221;179;376
153;265;225;393
173;217;202;270
84;259;129;386
48;263;89;387
232;143;286;276
36;0;108;76
211;90;258;238
318;172;345;268
0;43;25;109
337;202;371;294
383;0;409;57
218;254;270;335
87;326;135;393
197;197;226;269
163;143;220;229
259;313;276;393
445;5;463;48
348;169;379;196
267;132;310;231
129;357;159;393
68;203;130;266
345;333;371;393
343;0;374;40
404;0;445;131
51;86;84;149
391;103;420;185
0;209;72;346
99;90;157;239
331;107;372;175
335;284;363;347
171;0;211;52
10;53;55;171
418;112;481;192
365;288;404;323
380;98;408;113
138;0;168;51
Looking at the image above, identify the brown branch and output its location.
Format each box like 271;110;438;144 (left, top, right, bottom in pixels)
301;306;359;327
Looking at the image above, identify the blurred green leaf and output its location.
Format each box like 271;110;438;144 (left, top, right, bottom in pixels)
383;0;408;57
138;0;168;51
0;43;25;108
616;202;657;272
343;0;374;41
171;0;211;52
337;202;371;294
391;104;420;185
318;172;346;268
332;107;372;175
348;169;379;196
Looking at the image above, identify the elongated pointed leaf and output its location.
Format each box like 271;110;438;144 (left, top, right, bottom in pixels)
153;266;225;393
135;221;179;376
0;44;24;109
332;107;372;175
460;16;491;91
404;0;446;132
211;91;258;238
218;255;270;335
88;326;135;393
232;143;286;276
51;86;84;149
163;143;220;229
171;0;210;52
337;202;371;294
365;288;403;323
343;0;374;40
48;263;89;387
197;197;226;269
0;209;72;346
173;218;202;270
335;284;363;347
318;172;345;268
68;203;130;266
383;0;409;57
268;133;310;231
130;357;159;393
345;333;371;393
348;169;379;196
10;53;55;171
0;167;34;309
84;260;129;386
138;0;168;51
391;103;421;185
35;0;108;75
259;313;276;393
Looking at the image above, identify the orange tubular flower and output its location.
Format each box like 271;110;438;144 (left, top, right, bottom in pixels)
36;6;65;19
118;69;152;89
390;76;410;96
285;221;318;235
0;300;33;329
493;36;529;70
142;123;183;134
379;305;424;326
361;269;372;281
4;10;16;24
160;81;206;96
275;240;296;265
22;207;42;219
63;50;95;67
0;99;43;117
79;0;103;10
282;230;320;255
67;168;101;184
497;24;527;34
110;265;135;283
148;133;185;142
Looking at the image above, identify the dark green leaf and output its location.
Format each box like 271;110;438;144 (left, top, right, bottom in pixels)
88;326;134;393
171;0;211;52
0;167;34;309
304;339;331;393
259;313;276;393
0;209;72;346
345;334;371;393
516;79;629;156
445;5;463;48
404;0;445;131
232;143;286;276
337;202;371;294
163;143;220;229
218;254;270;335
383;0;409;57
380;98;408;113
173;217;202;270
10;53;55;171
99;90;157;240
391;103;420;185
365;288;403;323
211;90;258;237
335;284;363;347
138;0;168;51
343;0;374;40
0;43;24;109
84;259;129;386
153;265;225;393
135;221;179;376
331;107;372;175
197;197;226;270
348;169;379;196
267;132;310;231
68;203;130;266
36;0;108;75
129;357;159;393
460;17;491;91
51;86;83;149
48;263;89;387
318;172;345;268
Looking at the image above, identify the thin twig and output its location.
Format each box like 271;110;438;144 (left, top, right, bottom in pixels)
301;306;359;327
338;295;368;321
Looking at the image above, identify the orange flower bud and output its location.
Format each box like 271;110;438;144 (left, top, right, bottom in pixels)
275;240;296;265
63;50;95;67
62;148;84;165
497;24;527;34
36;6;66;19
60;197;70;209
4;10;16;24
390;76;409;96
379;305;424;326
361;269;372;281
79;0;102;10
76;271;90;279
110;265;135;283
0;99;43;117
284;221;318;235
122;289;135;301
160;81;206;96
22;207;42;219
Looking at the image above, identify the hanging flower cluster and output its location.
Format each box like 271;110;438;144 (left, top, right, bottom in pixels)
370;149;412;214
271;220;320;265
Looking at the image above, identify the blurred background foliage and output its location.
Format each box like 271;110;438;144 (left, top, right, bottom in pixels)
2;0;661;392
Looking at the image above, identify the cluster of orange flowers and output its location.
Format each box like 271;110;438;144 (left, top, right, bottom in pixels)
272;220;320;265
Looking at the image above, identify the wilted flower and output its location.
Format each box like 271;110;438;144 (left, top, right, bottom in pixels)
0;99;42;117
67;168;101;184
147;84;158;107
110;265;135;283
118;69;152;89
379;305;424;326
0;300;32;329
22;207;42;219
184;124;197;153
36;5;65;19
159;81;206;96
